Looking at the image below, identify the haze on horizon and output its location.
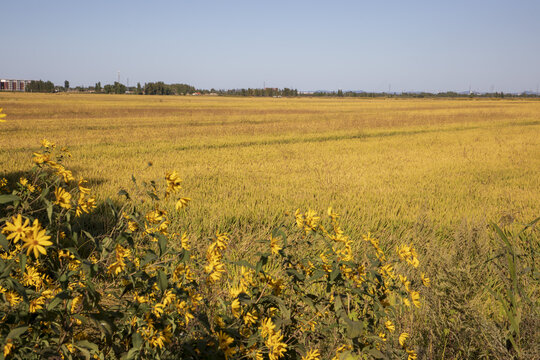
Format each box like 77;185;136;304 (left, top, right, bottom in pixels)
1;0;539;93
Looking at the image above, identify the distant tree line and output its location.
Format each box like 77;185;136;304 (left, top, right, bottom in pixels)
22;79;540;98
143;82;196;95
25;80;55;93
301;90;526;98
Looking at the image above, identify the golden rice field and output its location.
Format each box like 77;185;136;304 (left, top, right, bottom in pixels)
1;93;539;358
1;93;539;236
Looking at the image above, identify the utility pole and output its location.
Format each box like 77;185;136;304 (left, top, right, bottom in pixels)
117;71;120;84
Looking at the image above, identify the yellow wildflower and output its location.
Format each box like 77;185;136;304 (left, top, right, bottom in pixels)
231;298;241;318
215;232;229;250
29;296;46;313
259;317;276;339
107;244;131;275
2;214;31;243
146;209;166;224
302;349;320;360
75;194;96;217
5;291;22;306
54;187;72;209
165;171;182;194
127;220;139;232
40;138;55;148
0;107;6;122
22;221;52;258
403;297;411;307
65;344;76;353
397;243;419;268
175;197;191;210
22;266;43;288
385;320;395;332
180;232;190;250
217;331;236;359
152;303;165;318
55;166;75;183
406;348;418;360
410;291;421;308
270;235;282;255
33;152;49;164
3;340;13;357
78;178;91;194
399;332;409;347
243;310;258;326
149;331;167;349
266;330;287;360
421;273;430;287
332;344;352;360
19;177;35;192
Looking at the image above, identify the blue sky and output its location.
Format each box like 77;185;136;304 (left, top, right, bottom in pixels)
2;0;539;92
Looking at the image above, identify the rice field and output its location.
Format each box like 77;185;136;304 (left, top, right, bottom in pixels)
1;92;539;358
1;93;539;235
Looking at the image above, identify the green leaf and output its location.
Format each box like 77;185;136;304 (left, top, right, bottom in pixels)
19;253;27;273
345;318;364;338
7;325;28;340
132;332;143;349
157;270;168;292
46;201;53;223
75;346;91;360
157;234;168;257
124;348;140;360
76;340;99;352
118;189;130;199
0;194;20;204
330;267;341;282
141;251;157;266
0;233;9;251
47;293;66;310
309;269;326;282
246;334;258;348
286;269;305;281
367;348;386;359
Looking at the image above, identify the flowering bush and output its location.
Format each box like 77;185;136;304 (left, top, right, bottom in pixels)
0;141;427;359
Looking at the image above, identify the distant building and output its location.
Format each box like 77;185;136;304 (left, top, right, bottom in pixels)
0;79;32;91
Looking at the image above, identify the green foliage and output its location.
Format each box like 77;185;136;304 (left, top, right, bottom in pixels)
487;220;540;358
143;82;195;95
25;80;55;93
103;82;127;94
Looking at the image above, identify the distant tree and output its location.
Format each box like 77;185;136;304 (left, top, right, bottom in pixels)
95;82;102;93
103;82;126;94
64;80;70;91
137;82;142;95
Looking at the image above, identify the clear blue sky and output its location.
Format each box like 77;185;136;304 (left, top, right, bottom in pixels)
2;0;539;92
